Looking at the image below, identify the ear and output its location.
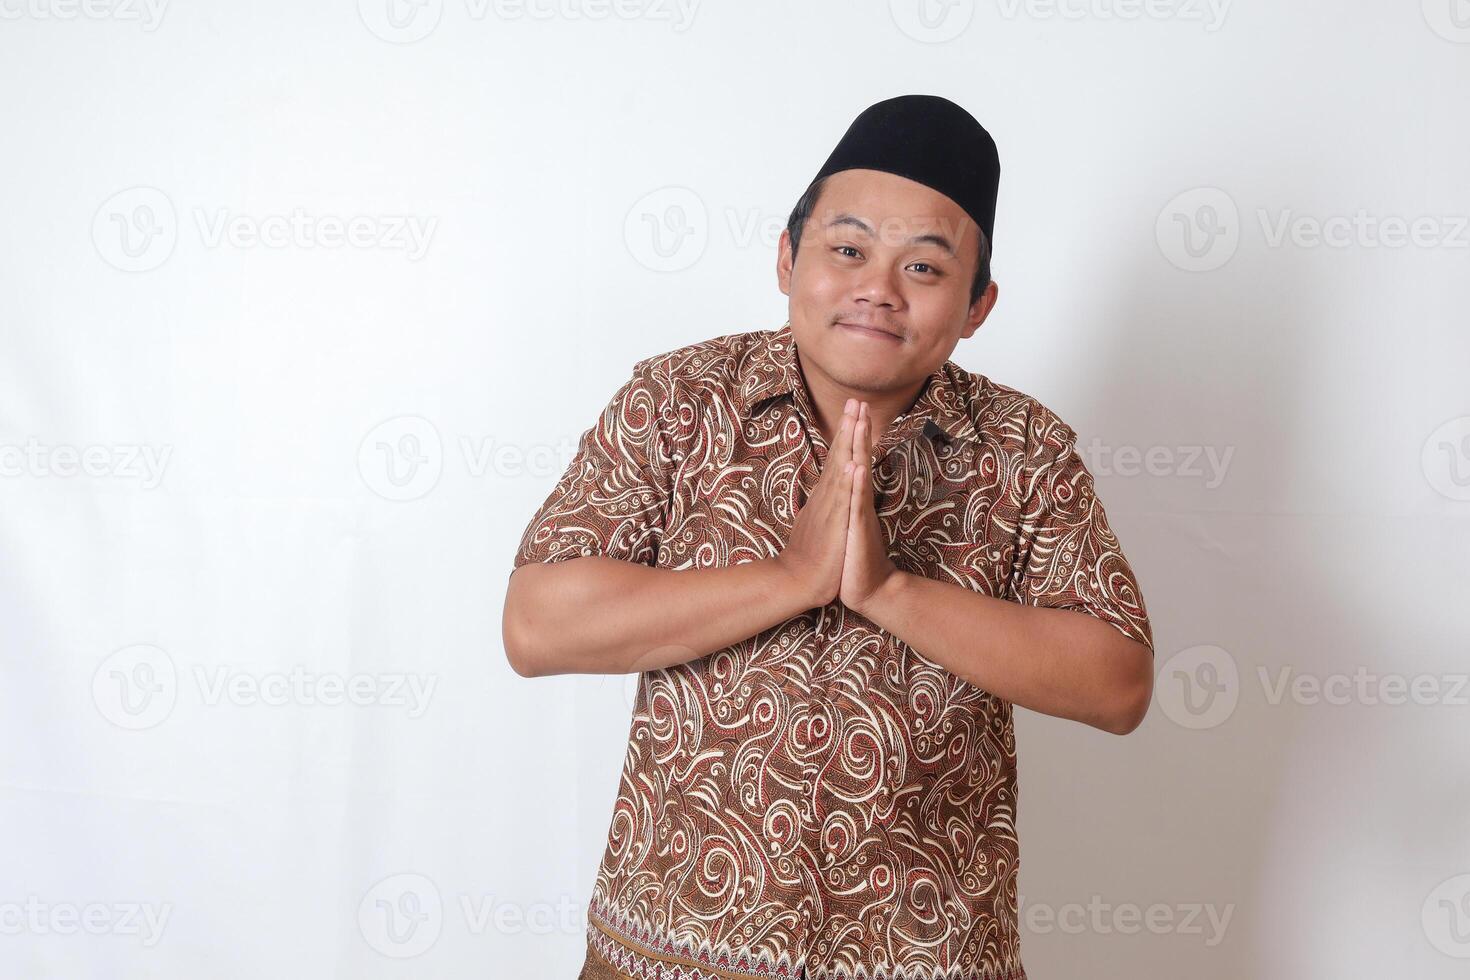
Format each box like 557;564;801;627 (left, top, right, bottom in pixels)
776;229;794;297
960;280;999;339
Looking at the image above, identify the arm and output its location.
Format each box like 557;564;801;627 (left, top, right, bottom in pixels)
503;556;816;678
853;573;1153;735
841;401;1154;736
505;391;864;679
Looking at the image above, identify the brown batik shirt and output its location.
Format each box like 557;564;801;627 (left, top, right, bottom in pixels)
513;321;1154;980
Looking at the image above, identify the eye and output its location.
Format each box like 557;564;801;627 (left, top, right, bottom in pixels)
909;262;940;275
833;245;861;258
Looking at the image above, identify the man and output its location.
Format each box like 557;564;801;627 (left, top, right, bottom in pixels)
504;94;1154;980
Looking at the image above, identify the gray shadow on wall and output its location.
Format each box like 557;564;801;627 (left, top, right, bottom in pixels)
1007;224;1315;979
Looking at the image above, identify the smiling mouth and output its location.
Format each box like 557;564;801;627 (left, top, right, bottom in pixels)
835;320;902;342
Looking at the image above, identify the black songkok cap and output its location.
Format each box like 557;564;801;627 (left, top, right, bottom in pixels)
811;94;1000;254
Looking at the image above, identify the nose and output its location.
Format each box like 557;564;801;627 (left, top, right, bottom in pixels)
850;260;902;310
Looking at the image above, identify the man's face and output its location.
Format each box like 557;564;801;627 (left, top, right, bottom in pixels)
777;168;997;396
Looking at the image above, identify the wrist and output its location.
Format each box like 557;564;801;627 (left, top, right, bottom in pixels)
855;566;912;622
768;554;824;613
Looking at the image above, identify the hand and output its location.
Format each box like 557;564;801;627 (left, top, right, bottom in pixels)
774;397;859;609
840;401;902;616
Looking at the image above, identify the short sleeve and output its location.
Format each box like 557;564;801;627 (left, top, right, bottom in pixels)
1008;418;1154;652
512;356;675;572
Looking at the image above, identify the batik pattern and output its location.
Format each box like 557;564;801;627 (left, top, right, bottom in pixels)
515;323;1152;980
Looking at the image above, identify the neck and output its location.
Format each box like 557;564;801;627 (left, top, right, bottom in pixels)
794;346;926;452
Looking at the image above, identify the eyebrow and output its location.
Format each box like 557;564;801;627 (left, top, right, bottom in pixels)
824;213;957;256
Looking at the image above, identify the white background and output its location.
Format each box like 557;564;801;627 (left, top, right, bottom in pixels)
2;1;1468;977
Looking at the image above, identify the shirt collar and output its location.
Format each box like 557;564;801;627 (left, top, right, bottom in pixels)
734;321;980;446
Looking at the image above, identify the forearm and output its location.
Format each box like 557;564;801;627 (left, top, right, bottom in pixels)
503;555;814;677
859;572;1154;734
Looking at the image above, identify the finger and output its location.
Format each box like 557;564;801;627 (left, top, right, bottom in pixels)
815;410;854;501
856;401;875;464
815;401;857;500
828;398;857;474
850;420;876;525
853;405;868;468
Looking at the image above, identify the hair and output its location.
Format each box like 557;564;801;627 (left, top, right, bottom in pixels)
784;174;992;306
